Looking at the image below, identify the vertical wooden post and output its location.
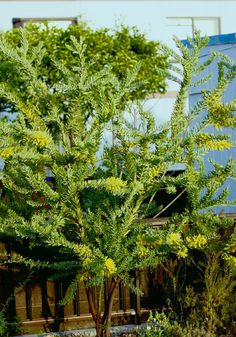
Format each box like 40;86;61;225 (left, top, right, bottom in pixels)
25;284;32;320
5;243;17;322
73;284;80;316
53;281;64;331
119;282;124;311
41;278;53;319
135;270;141;324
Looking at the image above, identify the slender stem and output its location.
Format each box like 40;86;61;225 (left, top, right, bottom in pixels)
153;188;186;218
96;285;103;337
145;191;157;215
102;278;121;337
85;285;97;323
97;284;103;317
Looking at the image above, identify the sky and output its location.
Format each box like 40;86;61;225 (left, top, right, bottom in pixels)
0;1;236;38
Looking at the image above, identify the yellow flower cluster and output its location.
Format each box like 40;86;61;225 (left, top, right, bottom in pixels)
137;234;162;257
104;257;117;276
80;244;92;256
138;246;150;257
79;271;90;282
206;140;231;151
75;244;93;267
224;240;236;253
167;232;188;259
25;109;37;122
167;232;182;246
177;246;188;259
224;254;236;267
31;131;51;148
0;147;14;159
83;257;92;266
186;234;207;249
17;101;38;123
103;177;127;193
75;150;88;161
204;92;224;125
147;165;163;180
195;133;213;144
196;134;232;151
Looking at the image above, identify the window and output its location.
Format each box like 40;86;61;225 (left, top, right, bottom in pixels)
12;17;78;28
166;17;221;38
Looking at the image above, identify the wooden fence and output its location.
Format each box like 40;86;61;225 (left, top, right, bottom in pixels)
0;242;158;334
1;214;235;334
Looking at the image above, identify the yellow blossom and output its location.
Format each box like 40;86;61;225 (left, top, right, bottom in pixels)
177;247;188;259
147;165;163;179
79;271;90;282
224;240;236;253
76;245;93;267
75;150;88;161
205;140;231;150
31;131;51;148
196;134;232;151
103;177;127;193
167;232;182;246
230;257;236;267
0;147;14;159
83;257;92;266
104;257;117;276
223;254;236;268
138;246;150;257
186;234;207;249
17;101;38;123
75;244;92;259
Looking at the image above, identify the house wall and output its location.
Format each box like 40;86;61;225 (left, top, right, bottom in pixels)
188;35;236;214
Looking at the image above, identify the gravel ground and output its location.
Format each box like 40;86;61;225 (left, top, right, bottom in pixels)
15;323;146;337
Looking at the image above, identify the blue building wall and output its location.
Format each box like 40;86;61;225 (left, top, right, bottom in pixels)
187;33;236;214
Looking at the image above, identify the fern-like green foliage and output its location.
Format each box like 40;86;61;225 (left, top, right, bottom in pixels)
0;30;235;336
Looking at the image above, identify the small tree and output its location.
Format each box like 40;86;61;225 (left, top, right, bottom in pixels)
0;31;235;337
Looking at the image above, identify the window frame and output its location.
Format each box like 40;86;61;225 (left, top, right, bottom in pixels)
166;16;221;37
12;17;78;28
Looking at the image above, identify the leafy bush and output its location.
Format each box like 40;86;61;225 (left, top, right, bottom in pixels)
0;21;168;114
0;311;8;337
138;253;236;337
0;310;22;337
137;311;223;337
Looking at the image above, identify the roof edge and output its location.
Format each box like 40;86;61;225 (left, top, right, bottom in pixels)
182;32;236;47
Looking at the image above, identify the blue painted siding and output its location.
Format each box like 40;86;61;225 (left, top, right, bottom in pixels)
188;34;236;214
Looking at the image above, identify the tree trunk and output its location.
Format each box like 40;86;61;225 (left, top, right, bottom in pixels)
85;285;103;337
102;278;121;337
85;279;120;337
96;285;103;337
96;317;103;337
85;286;97;322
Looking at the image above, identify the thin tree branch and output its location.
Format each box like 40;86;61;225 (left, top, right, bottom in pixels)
85;285;97;322
152;188;186;218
